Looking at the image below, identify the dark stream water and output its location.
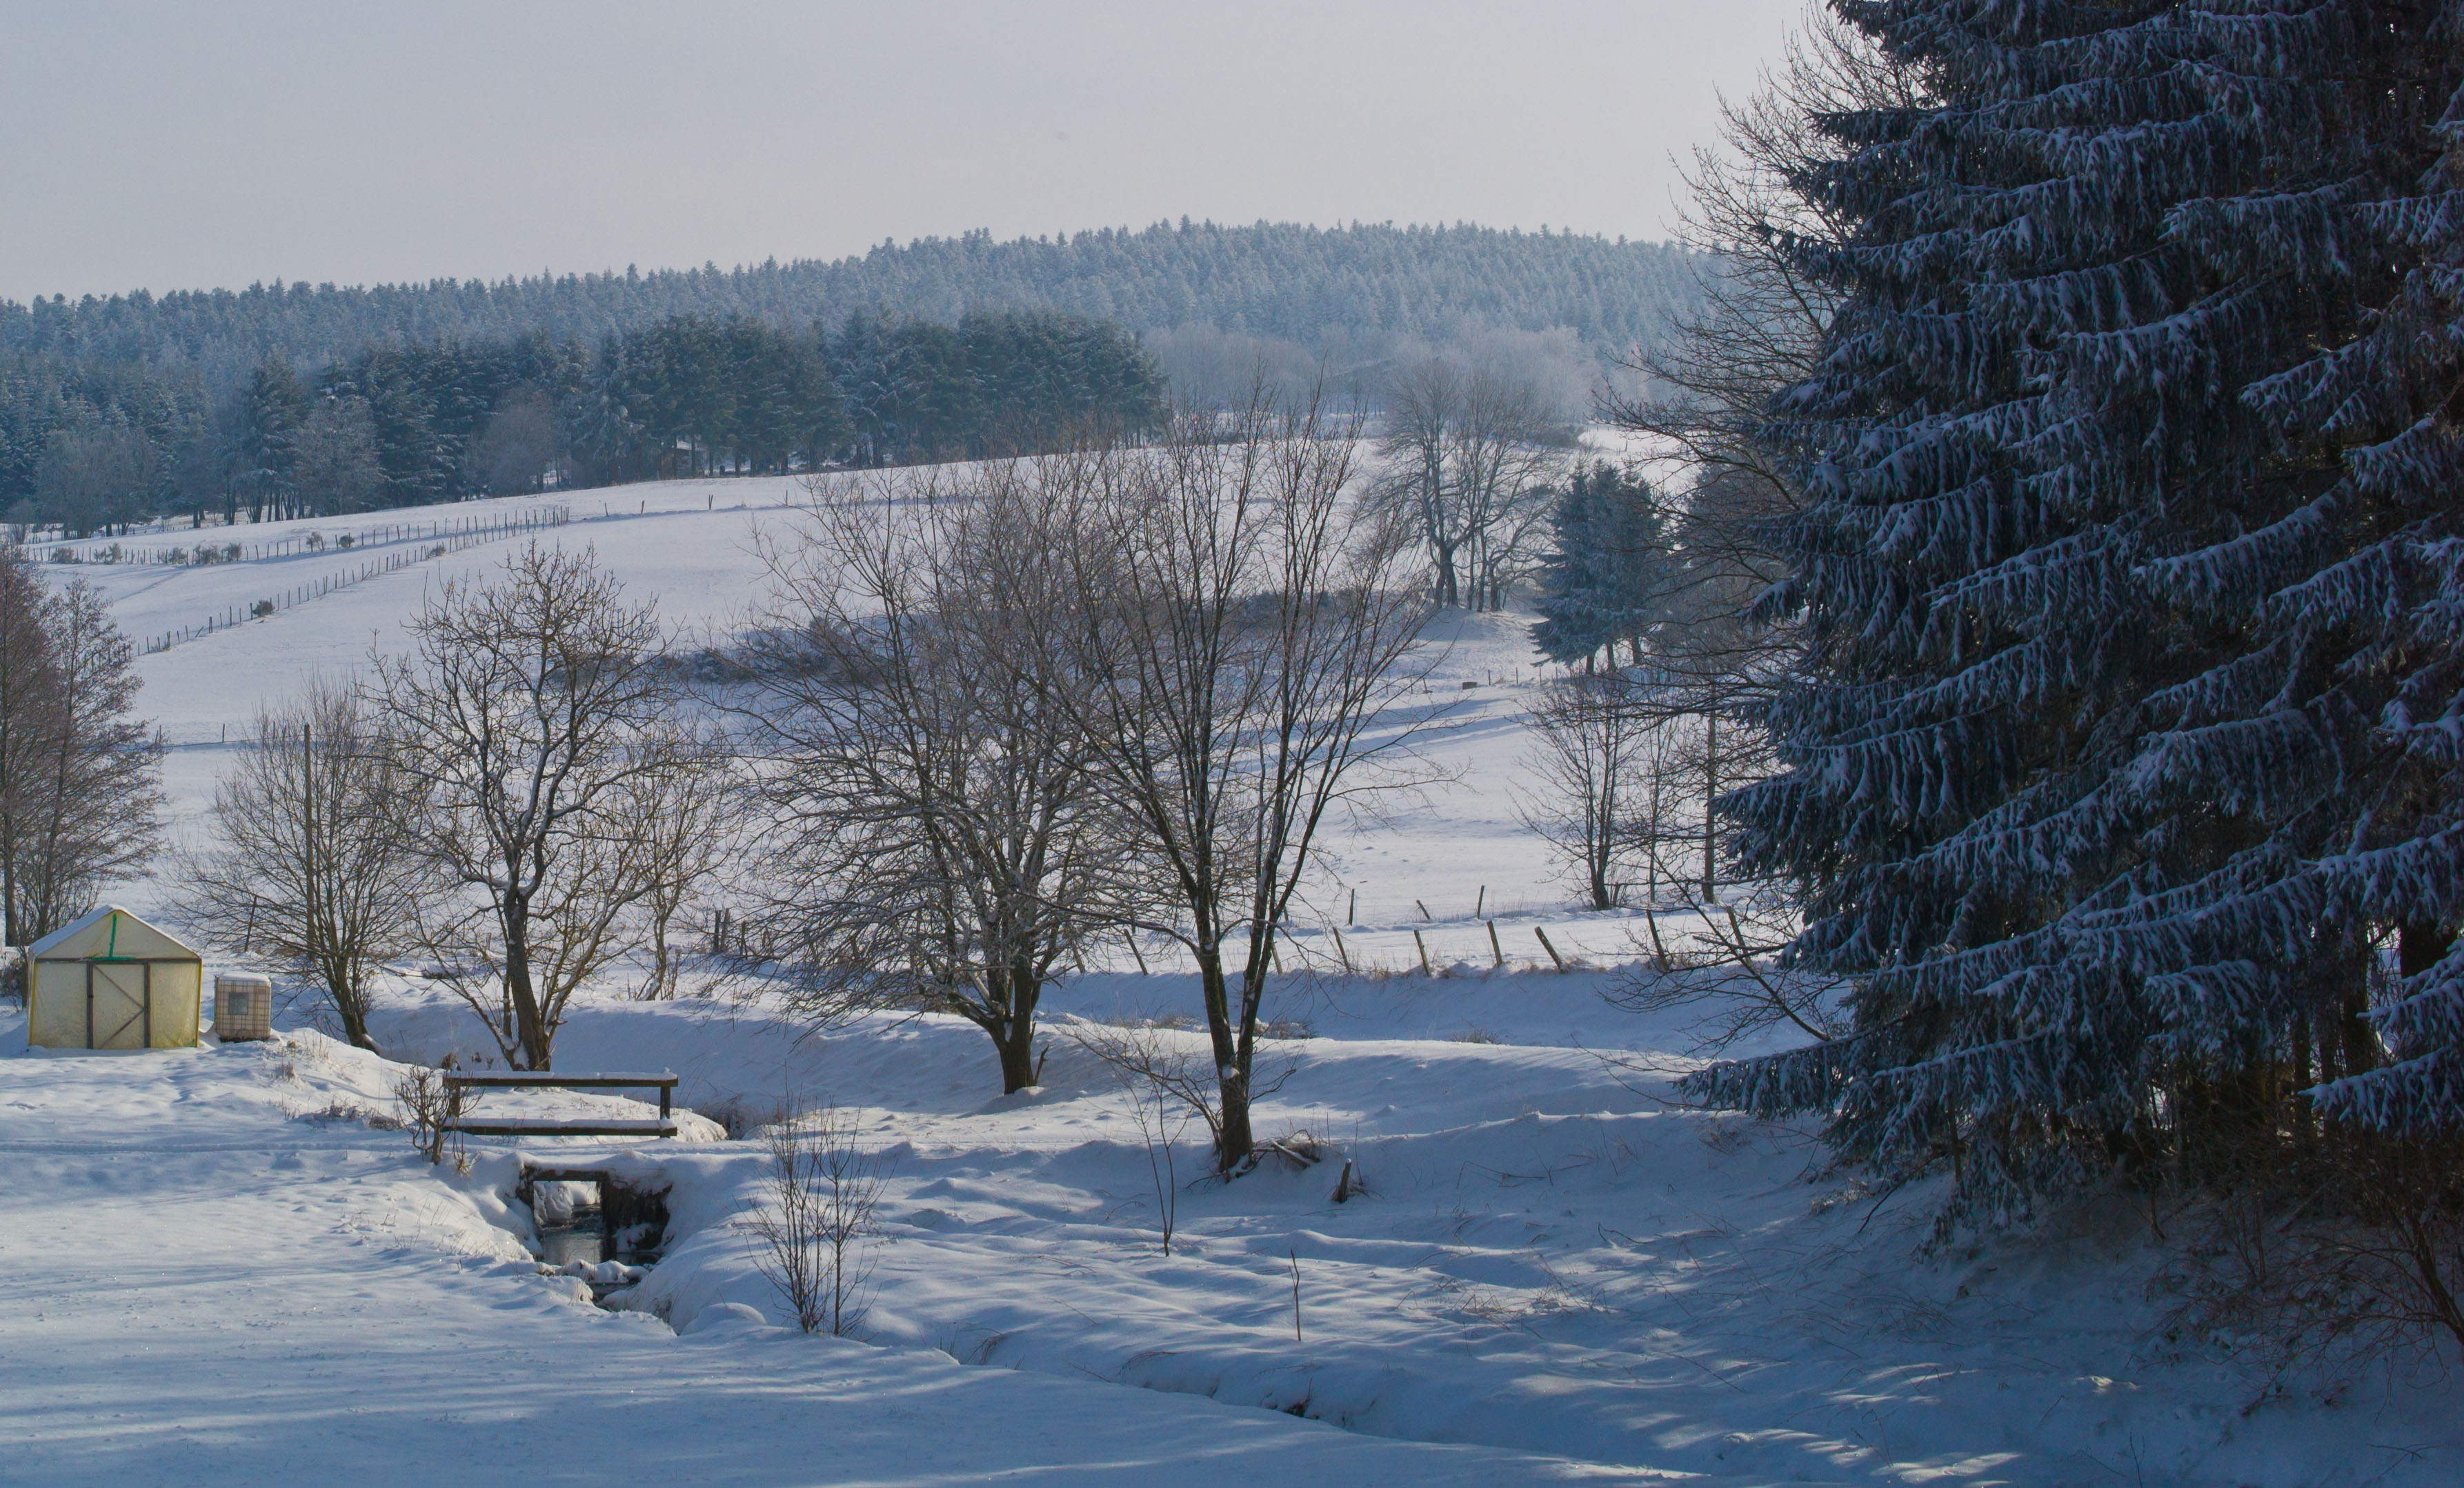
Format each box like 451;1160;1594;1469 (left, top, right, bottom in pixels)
533;1198;664;1269
537;1213;613;1269
528;1173;667;1295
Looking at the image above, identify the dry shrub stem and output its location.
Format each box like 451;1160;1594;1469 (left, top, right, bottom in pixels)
2165;1125;2464;1382
742;1101;893;1337
393;1063;468;1167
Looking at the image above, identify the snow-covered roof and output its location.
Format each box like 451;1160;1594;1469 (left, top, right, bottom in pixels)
26;904;204;961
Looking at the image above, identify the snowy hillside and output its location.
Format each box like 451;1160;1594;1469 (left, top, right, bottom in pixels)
8;473;2457;1486
77;467;1649;961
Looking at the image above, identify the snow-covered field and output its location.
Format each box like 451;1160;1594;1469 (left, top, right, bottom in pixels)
8;472;2458;1485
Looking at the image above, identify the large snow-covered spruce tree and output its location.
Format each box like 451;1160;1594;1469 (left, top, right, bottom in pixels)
1690;1;2464;1224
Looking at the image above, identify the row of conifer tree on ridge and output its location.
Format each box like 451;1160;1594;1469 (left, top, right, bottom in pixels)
1;309;1166;534
0;221;1700;384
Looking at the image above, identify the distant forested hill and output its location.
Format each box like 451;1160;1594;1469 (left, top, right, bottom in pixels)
0;222;1702;390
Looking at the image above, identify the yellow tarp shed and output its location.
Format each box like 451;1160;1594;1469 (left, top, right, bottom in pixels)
27;905;204;1050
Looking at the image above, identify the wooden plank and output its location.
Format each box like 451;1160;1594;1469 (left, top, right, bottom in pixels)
444;1071;678;1089
444;1118;678;1137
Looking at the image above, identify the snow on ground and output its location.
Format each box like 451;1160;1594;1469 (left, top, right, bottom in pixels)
0;1011;1627;1488
10;472;2458;1485
10;981;2457;1487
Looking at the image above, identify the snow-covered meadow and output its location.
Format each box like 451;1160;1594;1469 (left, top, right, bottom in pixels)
6;472;2458;1485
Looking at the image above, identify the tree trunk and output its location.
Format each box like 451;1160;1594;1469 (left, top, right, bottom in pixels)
992;966;1042;1094
1701;711;1720;902
2401;921;2454;980
2379;920;2458;1073
2290;1012;2314;1147
503;890;548;1069
1197;944;1254;1170
1432;541;1460;609
330;962;377;1053
995;1017;1038;1093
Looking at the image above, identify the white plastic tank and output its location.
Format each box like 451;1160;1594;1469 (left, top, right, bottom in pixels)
212;973;272;1041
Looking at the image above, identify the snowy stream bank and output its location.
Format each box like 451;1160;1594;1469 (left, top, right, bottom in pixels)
8;983;2450;1486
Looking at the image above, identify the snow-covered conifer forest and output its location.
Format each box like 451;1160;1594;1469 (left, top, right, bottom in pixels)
6;4;2464;1485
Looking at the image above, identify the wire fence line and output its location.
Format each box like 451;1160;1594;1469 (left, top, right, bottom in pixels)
34;504;570;568
137;506;570;655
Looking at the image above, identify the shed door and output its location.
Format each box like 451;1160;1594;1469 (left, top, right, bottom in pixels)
88;962;151;1049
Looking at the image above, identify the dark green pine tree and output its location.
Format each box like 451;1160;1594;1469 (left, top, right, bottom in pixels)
1692;1;2464;1225
1531;462;1664;668
235;358;307;521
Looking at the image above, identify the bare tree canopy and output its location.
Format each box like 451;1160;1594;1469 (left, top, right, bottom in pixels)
736;457;1124;1093
1;548;161;991
1605;7;1922;515
1371;359;1571;612
1059;393;1437;1171
1593;8;1926;751
181;679;425;1051
1516;677;1647;913
1511;10;1899;1060
374;542;712;1069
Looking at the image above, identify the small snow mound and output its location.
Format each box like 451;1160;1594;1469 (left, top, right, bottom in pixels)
682;1302;769;1336
673;1110;728;1142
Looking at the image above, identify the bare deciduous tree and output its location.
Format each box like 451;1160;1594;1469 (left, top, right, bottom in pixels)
183;679;426;1049
1060;393;1434;1171
0;553;161;996
1587;15;1926;1035
626;755;733;1002
1606;7;1920;523
0;548;56;996
1567;14;1892;1044
742;1101;892;1337
1596;663;1836;1055
375;543;708;1069
737;458;1122;1091
2166;1129;2464;1378
1515;677;1645;911
1374;360;1569;611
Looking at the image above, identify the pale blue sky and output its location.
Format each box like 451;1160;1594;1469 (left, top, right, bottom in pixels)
1;1;1801;302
